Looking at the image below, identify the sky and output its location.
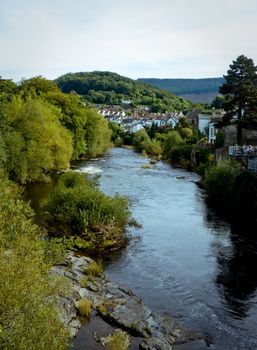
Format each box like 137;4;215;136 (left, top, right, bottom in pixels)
1;0;257;81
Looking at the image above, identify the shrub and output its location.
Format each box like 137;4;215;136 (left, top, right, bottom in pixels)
106;330;130;350
162;131;185;160
145;139;162;156
132;129;151;153
0;176;69;350
203;161;242;207
76;298;92;317
43;172;131;239
84;260;103;278
169;144;191;165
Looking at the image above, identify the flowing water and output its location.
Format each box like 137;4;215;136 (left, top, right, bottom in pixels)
73;147;257;350
26;147;257;349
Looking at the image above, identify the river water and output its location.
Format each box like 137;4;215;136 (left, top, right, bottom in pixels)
73;147;257;350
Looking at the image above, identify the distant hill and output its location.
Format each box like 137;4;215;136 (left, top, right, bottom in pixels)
137;78;225;104
55;71;191;113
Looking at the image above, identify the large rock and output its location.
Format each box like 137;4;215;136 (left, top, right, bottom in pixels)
52;252;199;348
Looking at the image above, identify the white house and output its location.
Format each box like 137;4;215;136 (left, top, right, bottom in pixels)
130;123;144;133
208;122;216;144
198;114;212;134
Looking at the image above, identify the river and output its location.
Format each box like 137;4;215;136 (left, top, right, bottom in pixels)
72;147;257;350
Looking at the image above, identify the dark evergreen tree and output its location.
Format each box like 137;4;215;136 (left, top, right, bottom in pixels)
220;55;257;144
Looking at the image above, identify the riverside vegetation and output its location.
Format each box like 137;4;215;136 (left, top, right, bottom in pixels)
0;76;132;349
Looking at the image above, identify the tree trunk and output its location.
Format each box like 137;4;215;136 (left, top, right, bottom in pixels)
237;107;242;145
237;121;242;145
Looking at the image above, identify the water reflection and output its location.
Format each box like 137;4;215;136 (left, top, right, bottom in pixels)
206;208;257;320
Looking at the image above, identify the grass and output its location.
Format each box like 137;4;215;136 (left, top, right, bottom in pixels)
76;297;92;317
97;301;117;316
106;330;130;350
84;260;103;278
80;276;89;287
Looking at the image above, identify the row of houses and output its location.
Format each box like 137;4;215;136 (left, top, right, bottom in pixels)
98;107;184;133
99;105;252;147
98;104;257;172
99;105;228;144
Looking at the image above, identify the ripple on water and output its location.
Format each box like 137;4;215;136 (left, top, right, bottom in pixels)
74;148;257;350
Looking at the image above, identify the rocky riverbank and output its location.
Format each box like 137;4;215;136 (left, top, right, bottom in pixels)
52;252;206;350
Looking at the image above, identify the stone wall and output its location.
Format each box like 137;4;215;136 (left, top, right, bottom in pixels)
221;125;257;146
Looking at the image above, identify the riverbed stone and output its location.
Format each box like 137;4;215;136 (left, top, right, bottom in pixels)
52;251;199;345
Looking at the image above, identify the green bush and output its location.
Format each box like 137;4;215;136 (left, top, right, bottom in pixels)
168;144;191;165
203;161;242;207
84;260;103;277
106;330;130;350
0;176;69;350
76;298;92;317
132;129;151;153
162;130;185;160
43;172;131;243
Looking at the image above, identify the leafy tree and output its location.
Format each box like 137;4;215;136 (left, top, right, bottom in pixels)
0;176;69;350
219;55;257;144
162;130;185;158
18;77;112;160
84;108;112;157
44;91;88;159
211;95;225;109
2;96;73;183
132;128;151;152
19;76;59;96
0;78;17;95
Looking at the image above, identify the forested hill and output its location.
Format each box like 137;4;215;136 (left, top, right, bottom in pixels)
55;71;191;112
137;77;225;104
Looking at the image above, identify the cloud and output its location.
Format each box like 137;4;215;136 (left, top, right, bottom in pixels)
1;0;257;80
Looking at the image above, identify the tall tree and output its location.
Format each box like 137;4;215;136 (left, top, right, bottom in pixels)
220;55;257;144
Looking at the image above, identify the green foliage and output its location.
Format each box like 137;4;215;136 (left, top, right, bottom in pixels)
211;95;225;109
132;129;151;153
0;176;69;350
203;162;257;223
44;238;67;265
20;76;112;160
19;76;60;96
215;130;224;148
179;127;193;139
76;298;92;317
106;330;130;350
203;161;242;206
1;96;73;183
0;76;112;182
0;78;17;102
55;71;191;113
162;130;185;160
84;260;103;277
109;121;124;145
44;91;89;159
43;172;131;243
220;55;257;143
84;108;112;157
